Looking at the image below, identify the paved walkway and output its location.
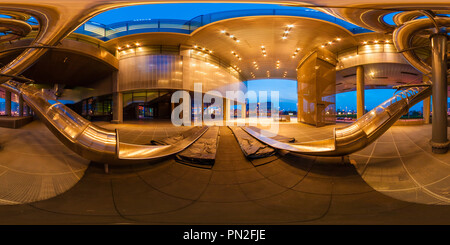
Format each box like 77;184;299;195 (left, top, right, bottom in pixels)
0;121;89;205
0;120;448;224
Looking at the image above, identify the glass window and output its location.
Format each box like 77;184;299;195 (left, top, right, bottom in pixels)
133;92;146;103
123;92;133;106
146;92;159;103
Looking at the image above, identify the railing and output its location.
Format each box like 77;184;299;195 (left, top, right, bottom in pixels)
75;9;371;41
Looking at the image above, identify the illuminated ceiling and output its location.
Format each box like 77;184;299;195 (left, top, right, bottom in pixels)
105;16;358;81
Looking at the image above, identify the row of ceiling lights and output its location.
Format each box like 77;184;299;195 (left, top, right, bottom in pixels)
261;45;267;57
339;39;393;61
320;37;341;48
252;61;259;70
281;24;294;40
193;45;213;54
232;65;242;73
117;42;140;51
291;48;301;58
362;40;390;45
231;51;242;60
221;30;240;43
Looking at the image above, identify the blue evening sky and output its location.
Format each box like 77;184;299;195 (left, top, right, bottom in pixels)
89;3;435;113
246;80;426;112
90;3;299;24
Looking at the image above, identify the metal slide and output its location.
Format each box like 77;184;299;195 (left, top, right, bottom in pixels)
0;80;208;165
243;84;432;156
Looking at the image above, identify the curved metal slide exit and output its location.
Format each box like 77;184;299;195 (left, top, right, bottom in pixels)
243;84;432;156
0;80;208;165
1;80;431;163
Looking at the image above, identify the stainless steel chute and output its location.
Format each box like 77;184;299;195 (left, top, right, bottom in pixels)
243;85;432;156
0;80;208;165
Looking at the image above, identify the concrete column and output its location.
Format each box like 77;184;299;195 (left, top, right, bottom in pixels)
27;104;32;116
110;71;123;124
223;97;230;123
430;33;449;153
356;65;365;119
241;102;246;119
111;92;123;124
423;96;431;124
171;100;175;114
18;94;24;117
193;84;203;126
5;90;11;116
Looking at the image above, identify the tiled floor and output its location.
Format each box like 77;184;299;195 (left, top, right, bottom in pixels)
0;119;448;224
0;121;89;205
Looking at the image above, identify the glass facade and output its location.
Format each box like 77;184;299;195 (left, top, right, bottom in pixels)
118;54;184;92
67;94;112;121
123;90;172;120
75;8;370;41
117;46;246;97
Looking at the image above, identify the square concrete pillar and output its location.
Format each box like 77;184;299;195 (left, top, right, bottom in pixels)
223;97;230;123
5;90;11;116
111;92;123;124
241;102;246;119
423;96;431;124
356;65;365;119
19;94;24;117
